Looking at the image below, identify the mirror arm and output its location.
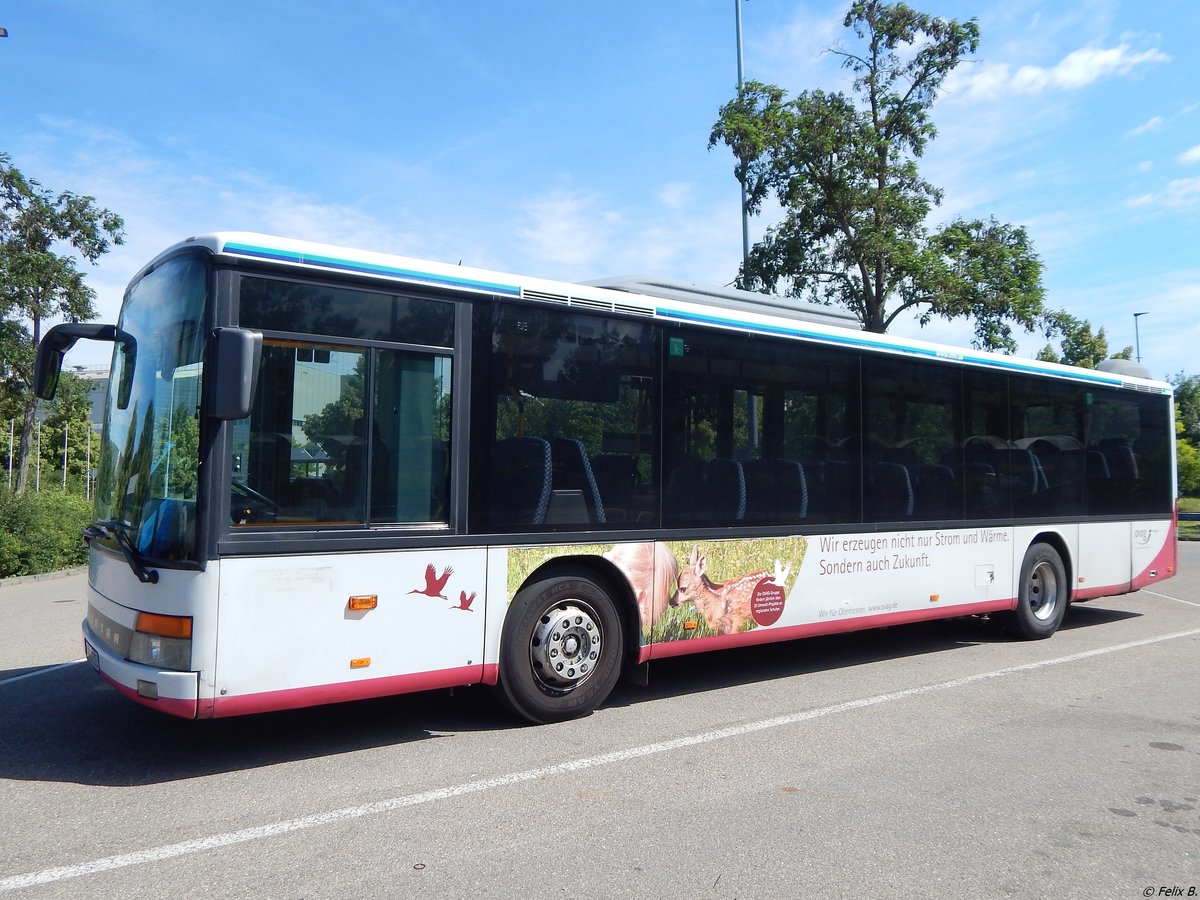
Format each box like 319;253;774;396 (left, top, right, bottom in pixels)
35;323;135;400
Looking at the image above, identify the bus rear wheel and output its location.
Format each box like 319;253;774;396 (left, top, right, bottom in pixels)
495;569;624;724
1005;542;1068;640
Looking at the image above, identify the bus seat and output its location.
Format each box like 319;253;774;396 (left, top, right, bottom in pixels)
705;457;747;522
914;463;956;519
490;437;553;526
1086;449;1110;479
817;459;858;522
744;458;808;524
867;461;913;520
1100;442;1138;480
665;457;707;525
591;453;636;516
551;437;606;524
1005;448;1048;496
666;457;746;525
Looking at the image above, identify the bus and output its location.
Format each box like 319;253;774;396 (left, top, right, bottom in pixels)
35;233;1178;724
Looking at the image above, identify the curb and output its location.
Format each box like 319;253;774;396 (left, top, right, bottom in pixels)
0;566;87;588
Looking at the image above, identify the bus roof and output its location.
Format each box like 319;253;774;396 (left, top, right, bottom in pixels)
158;232;1170;395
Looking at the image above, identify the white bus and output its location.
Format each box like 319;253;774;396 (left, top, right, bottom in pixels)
36;233;1178;723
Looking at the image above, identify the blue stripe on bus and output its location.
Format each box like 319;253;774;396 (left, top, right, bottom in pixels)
222;241;522;297
657;307;1126;387
220;240;1138;389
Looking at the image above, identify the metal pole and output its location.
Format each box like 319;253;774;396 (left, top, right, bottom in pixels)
735;0;750;267
86;428;91;501
35;419;41;492
62;422;68;488
6;419;12;491
1133;311;1148;363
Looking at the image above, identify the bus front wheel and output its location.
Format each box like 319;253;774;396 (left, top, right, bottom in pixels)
495;569;625;724
1005;542;1068;640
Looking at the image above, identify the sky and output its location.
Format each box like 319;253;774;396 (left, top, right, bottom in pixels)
1;1;1197;379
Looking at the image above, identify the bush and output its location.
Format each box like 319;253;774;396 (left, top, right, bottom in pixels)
0;489;92;578
1179;438;1200;498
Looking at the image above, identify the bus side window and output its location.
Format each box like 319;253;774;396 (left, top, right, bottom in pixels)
471;303;658;532
370;350;452;525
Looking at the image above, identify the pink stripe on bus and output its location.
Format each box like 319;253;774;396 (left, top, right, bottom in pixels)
210;664;484;718
648;598;1017;661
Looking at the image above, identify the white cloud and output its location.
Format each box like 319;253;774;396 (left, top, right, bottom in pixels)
657;182;694;210
751;8;847;91
1127;115;1164;136
513;189;623;273
1127;176;1200;209
945;44;1168;101
1177;144;1200;165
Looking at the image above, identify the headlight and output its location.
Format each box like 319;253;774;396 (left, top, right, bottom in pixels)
129;633;192;671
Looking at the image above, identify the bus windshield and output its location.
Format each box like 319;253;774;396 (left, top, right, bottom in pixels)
94;255;207;562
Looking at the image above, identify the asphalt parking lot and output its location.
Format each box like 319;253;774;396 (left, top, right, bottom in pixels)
2;546;1198;899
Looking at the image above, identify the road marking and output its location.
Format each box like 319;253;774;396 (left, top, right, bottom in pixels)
0;660;85;687
3;626;1199;892
1140;588;1200;608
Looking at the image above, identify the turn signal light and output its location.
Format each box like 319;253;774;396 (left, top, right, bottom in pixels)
350;657;371;669
135;612;192;639
348;595;378;611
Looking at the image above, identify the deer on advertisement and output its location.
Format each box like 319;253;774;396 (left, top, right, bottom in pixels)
673;546;791;635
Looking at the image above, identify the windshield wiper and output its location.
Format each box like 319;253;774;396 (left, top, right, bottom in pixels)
84;520;160;584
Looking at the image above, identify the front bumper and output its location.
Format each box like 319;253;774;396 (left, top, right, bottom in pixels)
83;619;200;719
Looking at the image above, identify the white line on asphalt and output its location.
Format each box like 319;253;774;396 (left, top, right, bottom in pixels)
3;626;1200;893
0;660;85;687
1140;588;1200;608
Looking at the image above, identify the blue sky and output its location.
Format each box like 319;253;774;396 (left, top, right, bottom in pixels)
2;1;1197;378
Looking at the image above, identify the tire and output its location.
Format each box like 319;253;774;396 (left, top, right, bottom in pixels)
1005;542;1068;640
495;569;625;724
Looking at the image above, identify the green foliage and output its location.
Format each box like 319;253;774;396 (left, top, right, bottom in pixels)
1176;403;1200;497
1177;435;1200;496
1036;312;1132;369
36;371;100;487
0;488;92;578
709;1;1048;352
163;403;200;498
0;151;124;493
1170;372;1200;444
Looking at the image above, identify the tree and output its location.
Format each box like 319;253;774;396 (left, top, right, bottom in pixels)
1036;312;1132;369
0;152;124;493
37;370;100;490
1176;412;1200;496
709;1;1047;352
1170;372;1200;445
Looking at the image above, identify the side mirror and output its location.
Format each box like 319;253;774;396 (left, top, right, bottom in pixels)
208;327;262;420
36;323;137;407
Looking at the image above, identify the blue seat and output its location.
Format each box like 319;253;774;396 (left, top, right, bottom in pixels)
490;437;552;526
551;437;606;524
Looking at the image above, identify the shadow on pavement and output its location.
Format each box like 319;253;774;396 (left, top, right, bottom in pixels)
0;600;1141;788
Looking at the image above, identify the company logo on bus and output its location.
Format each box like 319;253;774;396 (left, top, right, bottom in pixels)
1133;528;1155;547
750;578;787;627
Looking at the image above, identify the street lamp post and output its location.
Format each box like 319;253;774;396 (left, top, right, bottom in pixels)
734;0;749;267
1133;311;1148;363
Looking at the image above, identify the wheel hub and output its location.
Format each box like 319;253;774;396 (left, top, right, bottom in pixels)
530;602;602;693
1029;560;1060;621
